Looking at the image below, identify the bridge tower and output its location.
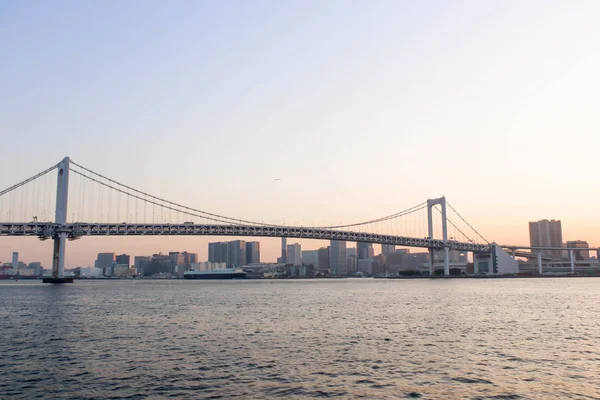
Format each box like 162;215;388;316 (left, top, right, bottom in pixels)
427;196;450;277
43;157;73;283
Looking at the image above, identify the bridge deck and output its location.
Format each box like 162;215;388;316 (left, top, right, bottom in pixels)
0;222;491;252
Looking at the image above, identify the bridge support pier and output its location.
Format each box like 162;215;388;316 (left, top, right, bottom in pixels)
537;252;542;275
428;249;435;276
569;250;575;274
44;157;73;284
444;247;450;277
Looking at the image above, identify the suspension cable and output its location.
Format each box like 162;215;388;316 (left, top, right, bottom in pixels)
446;201;490;244
0;164;58;198
434;206;473;243
71;160;272;226
71;159;428;229
71;169;256;226
317;203;427;229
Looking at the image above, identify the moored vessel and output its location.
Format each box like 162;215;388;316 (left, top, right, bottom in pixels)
184;268;246;280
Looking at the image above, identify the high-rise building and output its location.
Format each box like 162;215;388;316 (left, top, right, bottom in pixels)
177;252;198;269
346;247;356;258
246;242;260;264
566;240;590;260
329;240;347;275
96;253;116;274
281;238;287;264
208;242;228;264
381;244;396;256
143;254;176;276
346;255;357;276
11;252;18;269
407;252;430;270
227;240;246;268
287;243;301;266
529;219;563;258
134;256;150;274
209;241;245;267
356;242;373;260
115;254;130;267
301;250;318;266
168;252;187;276
317;247;329;270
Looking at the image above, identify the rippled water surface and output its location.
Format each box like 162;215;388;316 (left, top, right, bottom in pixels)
1;278;599;399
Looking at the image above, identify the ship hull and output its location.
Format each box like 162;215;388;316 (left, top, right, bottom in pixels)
184;272;246;280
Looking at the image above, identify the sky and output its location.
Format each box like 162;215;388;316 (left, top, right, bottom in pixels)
1;0;599;267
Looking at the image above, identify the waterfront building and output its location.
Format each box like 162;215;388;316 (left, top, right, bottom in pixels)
357;242;374;260
208;242;228;264
346;247;356;258
134;256;150;274
287;243;302;266
143;254;176;276
407;252;430;270
96;253;116;275
387;249;409;274
473;245;518;275
182;252;198;267
329;240;347;275
301;250;318;266
529;219;563;258
566;240;590;260
346;255;357;276
12;252;18;269
115;254;130;267
227;240;246;268
246;242;260;264
317;247;329;270
381;244;396;256
357;259;373;275
209;241;246;268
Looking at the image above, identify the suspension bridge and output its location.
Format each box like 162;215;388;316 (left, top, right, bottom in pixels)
0;157;596;282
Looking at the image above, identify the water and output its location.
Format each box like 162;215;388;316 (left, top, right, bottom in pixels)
1;278;599;399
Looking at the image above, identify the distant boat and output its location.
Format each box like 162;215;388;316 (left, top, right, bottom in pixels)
184;268;246;280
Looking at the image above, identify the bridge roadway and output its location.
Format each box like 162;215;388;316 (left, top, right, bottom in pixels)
0;222;491;253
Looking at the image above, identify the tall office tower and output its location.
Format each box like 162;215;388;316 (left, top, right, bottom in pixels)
177;252;198;269
208;242;228;263
227;240;246;268
246;242;261;264
346;255;357;276
318;247;330;270
529;219;563;258
566;240;590;260
356;242;373;260
115;254;130;267
12;252;18;269
96;253;116;272
286;243;302;266
134;256;151;274
346;247;356;258
281;238;287;264
329;240;347;275
301;250;318;266
381;244;396;256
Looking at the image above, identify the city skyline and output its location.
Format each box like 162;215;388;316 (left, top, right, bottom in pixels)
1;217;598;269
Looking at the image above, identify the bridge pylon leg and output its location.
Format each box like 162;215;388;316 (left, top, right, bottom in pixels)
569;250;575;274
428;248;435;276
43;157;73;284
444;247;450;277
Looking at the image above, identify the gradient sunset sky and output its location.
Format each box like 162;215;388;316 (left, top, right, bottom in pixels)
1;1;599;267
